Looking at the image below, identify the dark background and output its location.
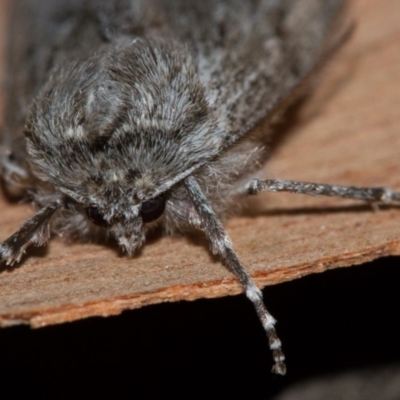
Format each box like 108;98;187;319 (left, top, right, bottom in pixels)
0;256;399;399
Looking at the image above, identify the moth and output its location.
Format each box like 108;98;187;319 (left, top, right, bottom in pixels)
1;0;397;375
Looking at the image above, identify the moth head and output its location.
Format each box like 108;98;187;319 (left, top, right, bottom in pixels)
82;193;166;255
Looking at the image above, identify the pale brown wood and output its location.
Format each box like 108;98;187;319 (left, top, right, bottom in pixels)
0;0;400;328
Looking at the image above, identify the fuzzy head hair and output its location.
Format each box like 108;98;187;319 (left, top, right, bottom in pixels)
24;38;225;253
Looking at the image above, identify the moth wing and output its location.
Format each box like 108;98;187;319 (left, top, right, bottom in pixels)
124;0;347;147
180;0;347;148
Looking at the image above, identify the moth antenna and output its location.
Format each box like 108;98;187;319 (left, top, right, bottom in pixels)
0;200;62;267
245;179;400;204
184;176;286;375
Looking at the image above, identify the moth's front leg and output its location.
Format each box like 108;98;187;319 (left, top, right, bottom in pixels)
0;200;63;267
184;175;286;375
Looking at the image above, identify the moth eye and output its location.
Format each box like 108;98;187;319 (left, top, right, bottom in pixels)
85;206;109;228
140;195;166;223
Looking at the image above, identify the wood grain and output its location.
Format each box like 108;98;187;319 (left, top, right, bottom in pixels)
0;0;399;328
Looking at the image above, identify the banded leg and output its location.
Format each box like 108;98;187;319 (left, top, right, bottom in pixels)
246;179;400;203
185;176;286;375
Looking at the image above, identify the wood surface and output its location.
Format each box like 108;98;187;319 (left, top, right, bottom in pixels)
0;0;399;328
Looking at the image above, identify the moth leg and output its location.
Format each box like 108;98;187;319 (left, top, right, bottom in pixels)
0;200;62;267
185;176;286;375
246;179;400;204
0;148;34;197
